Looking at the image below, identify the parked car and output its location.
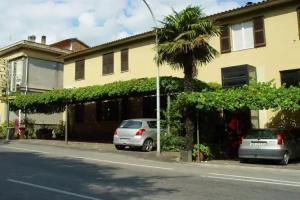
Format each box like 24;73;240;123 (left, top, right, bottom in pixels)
239;129;300;165
113;119;157;152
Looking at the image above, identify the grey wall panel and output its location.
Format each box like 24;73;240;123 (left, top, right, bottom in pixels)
27;57;63;90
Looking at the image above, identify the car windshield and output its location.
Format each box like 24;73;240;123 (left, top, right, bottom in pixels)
245;130;277;139
119;120;142;129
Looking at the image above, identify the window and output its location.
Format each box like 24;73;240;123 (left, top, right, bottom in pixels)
297;8;300;39
220;17;265;53
231;21;254;51
147;121;157;129
75;104;84;123
221;65;257;88
280;69;300;87
121;49;128;72
75;60;85;80
103;52;114;75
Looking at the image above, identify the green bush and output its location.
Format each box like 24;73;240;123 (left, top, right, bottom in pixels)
23;118;36;139
161;132;186;152
192;144;212;160
0;121;15;139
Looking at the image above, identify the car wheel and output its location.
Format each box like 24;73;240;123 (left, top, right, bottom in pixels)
142;139;153;152
281;152;289;165
115;145;125;150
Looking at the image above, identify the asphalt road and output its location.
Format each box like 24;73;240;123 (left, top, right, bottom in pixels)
0;142;300;200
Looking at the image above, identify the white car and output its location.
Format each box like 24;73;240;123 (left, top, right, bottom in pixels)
113;119;157;152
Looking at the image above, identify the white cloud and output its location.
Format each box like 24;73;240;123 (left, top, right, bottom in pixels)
0;0;250;47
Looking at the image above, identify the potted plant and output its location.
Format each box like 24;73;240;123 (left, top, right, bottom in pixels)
192;144;212;162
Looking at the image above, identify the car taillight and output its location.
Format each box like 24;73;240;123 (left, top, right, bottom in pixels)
277;132;283;145
114;129;118;135
136;129;145;136
239;137;243;145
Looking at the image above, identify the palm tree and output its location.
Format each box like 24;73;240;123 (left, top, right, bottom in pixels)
156;6;220;150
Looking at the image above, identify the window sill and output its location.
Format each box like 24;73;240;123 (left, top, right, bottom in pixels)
121;70;129;73
75;78;85;81
102;73;114;76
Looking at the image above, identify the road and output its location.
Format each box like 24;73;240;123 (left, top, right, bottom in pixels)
0;142;300;200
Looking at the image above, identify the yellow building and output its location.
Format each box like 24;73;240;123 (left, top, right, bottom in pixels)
62;0;300;141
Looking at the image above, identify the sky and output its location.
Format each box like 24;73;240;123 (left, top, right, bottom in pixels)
0;0;261;47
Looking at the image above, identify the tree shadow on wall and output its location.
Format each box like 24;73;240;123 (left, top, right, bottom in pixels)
266;110;300;129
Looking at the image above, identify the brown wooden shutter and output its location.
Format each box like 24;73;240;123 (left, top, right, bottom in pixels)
297;8;300;39
121;49;128;72
220;25;231;53
103;52;114;75
75;60;84;80
253;17;266;47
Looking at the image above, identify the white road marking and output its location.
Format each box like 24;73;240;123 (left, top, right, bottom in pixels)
207;173;300;188
209;173;300;185
1;146;174;171
7;179;103;200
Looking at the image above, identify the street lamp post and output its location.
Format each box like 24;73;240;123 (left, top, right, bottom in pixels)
141;0;160;156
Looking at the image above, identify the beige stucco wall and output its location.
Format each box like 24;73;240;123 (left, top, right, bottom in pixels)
0;48;64;124
64;4;300;128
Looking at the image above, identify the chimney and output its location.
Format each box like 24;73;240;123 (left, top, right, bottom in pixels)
41;35;46;44
28;35;36;42
246;2;253;6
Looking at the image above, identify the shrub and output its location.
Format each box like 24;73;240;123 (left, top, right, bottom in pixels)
161;132;186;152
192;144;212;161
0;121;15;139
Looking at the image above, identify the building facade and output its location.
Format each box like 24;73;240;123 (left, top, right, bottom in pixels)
0;38;71;125
62;0;300;141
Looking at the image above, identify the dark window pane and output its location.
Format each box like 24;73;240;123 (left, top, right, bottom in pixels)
280;69;300;87
147;121;157;128
120;120;142;129
103;53;114;75
101;100;119;121
245;130;276;139
75;104;84;123
75;60;84;80
121;49;128;72
222;65;257;88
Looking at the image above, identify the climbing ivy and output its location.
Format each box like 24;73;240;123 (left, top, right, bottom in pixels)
10;79;300;113
176;82;300;111
10;76;211;113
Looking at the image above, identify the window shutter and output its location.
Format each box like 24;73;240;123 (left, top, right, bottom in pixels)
75;60;84;80
220;25;231;53
103;52;114;75
121;49;128;72
253;17;266;47
297;8;300;39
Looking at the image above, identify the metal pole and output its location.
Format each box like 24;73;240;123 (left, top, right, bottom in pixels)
167;95;171;135
142;0;160;156
65;105;68;144
197;113;200;163
5;60;10;141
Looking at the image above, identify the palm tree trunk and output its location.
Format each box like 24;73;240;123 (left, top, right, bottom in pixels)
183;60;195;151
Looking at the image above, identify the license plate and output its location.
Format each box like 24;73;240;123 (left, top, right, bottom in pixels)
120;138;130;144
250;142;266;146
